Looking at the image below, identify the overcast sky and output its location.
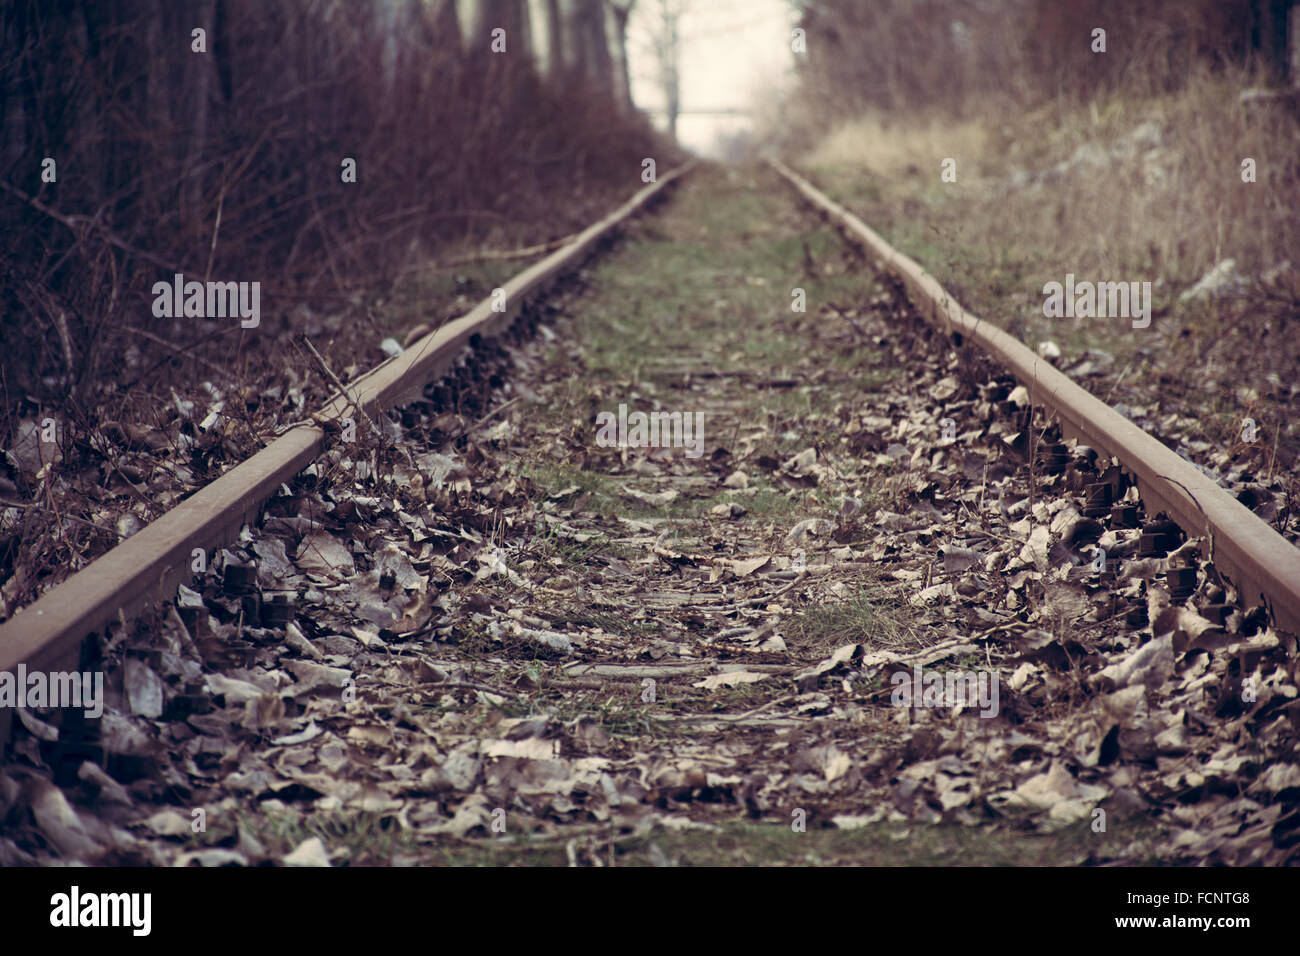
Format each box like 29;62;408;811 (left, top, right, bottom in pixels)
626;0;799;156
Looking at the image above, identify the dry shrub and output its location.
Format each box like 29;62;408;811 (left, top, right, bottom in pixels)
0;0;672;415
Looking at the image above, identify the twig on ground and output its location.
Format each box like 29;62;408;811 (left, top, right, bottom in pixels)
124;325;228;376
446;395;523;444
438;233;577;267
828;302;868;340
300;335;378;437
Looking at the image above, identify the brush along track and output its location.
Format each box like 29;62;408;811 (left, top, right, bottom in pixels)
0;165;692;752
770;159;1300;637
2;164;1298;867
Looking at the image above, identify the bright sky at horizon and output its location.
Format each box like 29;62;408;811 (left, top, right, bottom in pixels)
626;0;799;157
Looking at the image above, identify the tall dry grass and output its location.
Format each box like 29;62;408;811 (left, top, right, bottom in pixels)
799;64;1299;317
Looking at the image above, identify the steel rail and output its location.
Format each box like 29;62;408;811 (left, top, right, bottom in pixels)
0;163;693;746
770;158;1300;634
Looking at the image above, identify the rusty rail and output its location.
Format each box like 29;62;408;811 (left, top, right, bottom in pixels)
771;158;1300;634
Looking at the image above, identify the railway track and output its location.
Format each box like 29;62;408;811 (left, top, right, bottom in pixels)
2;163;1297;866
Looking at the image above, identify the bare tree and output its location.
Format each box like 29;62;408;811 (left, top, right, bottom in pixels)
636;0;687;140
609;0;636;111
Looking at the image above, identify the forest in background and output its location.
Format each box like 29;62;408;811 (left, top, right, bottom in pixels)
785;0;1298;123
